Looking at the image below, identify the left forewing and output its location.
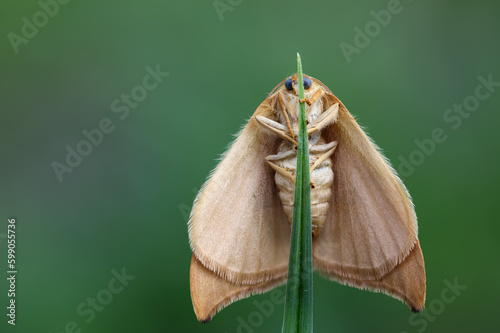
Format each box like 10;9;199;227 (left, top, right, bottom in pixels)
188;96;291;285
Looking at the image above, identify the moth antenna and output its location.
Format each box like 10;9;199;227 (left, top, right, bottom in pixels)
278;91;295;139
268;77;288;97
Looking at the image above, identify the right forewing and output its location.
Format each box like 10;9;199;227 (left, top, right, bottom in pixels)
313;93;419;281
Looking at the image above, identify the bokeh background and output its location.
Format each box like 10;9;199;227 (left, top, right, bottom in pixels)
1;0;499;332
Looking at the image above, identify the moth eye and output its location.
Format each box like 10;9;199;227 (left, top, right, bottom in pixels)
303;77;312;90
285;78;293;91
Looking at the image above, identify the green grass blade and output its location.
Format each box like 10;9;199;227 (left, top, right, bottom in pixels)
281;53;313;333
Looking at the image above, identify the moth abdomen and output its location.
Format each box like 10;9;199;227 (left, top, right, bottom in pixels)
269;140;335;237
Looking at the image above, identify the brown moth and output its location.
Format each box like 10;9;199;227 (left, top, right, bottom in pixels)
188;74;425;322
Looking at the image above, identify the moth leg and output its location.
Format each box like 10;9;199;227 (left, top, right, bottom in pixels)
266;149;296;161
307;103;339;135
265;160;295;182
278;91;296;140
310;141;338;173
266;151;296;182
310;140;338;155
256;115;298;145
300;89;323;106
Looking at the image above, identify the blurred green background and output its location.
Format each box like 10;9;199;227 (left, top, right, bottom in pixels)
1;0;499;332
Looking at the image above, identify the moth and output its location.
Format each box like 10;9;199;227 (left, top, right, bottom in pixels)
188;74;425;322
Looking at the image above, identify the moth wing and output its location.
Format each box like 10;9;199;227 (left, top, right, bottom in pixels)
313;92;420;281
320;242;425;313
189;96;290;285
190;255;286;322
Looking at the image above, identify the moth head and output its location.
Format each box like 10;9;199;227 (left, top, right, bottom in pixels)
281;74;325;107
276;74;326;123
283;74;314;96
